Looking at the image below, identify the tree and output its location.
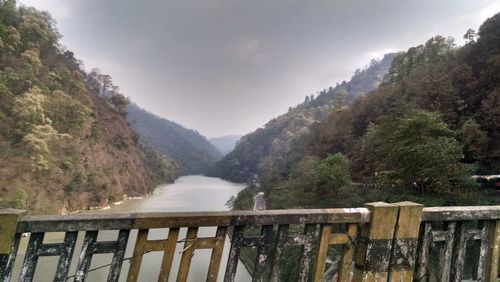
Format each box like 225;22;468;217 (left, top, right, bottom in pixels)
86;68;102;92
316;153;352;196
367;110;463;194
460;119;488;163
12;86;50;135
304;95;310;104
110;93;128;114
4;26;21;52
332;90;348;109
0;0;19;27
0;83;14;112
13;188;27;209
480;89;500;170
45;90;92;134
100;74;112;96
477;13;500;54
23;124;70;173
273;155;321;207
463;28;477;44
21;49;42;74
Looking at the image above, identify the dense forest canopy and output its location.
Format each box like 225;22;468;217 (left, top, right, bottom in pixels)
0;0;177;213
227;13;500;211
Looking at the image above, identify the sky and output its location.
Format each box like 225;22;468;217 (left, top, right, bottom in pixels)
19;0;500;138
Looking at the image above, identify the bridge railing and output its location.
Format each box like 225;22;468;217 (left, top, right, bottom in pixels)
416;206;500;281
1;202;500;281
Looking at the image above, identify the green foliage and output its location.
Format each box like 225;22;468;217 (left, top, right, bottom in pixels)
460;119;489;163
4;26;21;52
45;90;92;134
463;28;477;44
110;93;128;114
226;184;258;210
456;164;479;191
13;188;27;209
60;157;73;171
112;135;129;149
139;144;177;184
86;172;101;190
366;110;463;194
65;173;83;193
477;13;500;54
12;86;50;135
90;121;102;140
0;83;13;98
317;153;352;191
21;49;42;74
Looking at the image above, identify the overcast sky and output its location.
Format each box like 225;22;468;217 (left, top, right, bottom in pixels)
20;0;500;138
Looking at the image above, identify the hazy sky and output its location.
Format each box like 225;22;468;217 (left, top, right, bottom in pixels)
20;0;500;138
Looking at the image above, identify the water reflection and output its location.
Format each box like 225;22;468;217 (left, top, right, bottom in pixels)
13;176;252;281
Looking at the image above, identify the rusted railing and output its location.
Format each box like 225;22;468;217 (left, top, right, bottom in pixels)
1;202;500;281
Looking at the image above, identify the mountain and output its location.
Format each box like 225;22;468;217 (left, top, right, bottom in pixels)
209;53;395;182
244;13;500;210
209;135;242;155
127;103;222;175
0;1;176;214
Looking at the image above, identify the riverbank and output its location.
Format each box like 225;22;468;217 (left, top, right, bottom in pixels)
60;193;152;215
12;175;253;281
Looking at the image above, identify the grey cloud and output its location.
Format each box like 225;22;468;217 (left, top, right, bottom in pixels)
21;0;500;137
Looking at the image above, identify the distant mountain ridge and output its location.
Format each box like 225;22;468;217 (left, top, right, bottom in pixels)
209;135;242;155
127;103;222;175
209;53;395;182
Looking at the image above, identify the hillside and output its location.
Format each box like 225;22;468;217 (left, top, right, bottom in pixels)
127;103;222;175
209;135;242;155
0;1;176;213
210;53;394;182
249;13;500;210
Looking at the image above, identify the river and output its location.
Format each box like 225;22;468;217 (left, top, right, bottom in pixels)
12;175;252;281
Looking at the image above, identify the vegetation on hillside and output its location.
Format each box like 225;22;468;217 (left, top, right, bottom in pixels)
0;1;176;213
127;103;222;175
231;13;500;212
225;15;500;281
210;54;395;182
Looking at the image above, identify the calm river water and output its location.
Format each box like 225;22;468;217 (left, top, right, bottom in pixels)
12;175;252;281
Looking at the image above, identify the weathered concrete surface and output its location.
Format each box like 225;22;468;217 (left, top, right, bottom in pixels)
253;193;266;211
0;209;26;254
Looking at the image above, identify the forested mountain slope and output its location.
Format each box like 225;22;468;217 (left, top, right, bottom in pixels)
127;103;222;175
210;53;394;182
0;1;176;213
254;13;500;210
